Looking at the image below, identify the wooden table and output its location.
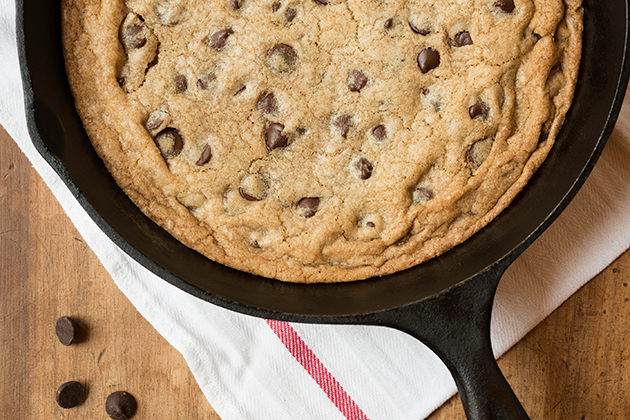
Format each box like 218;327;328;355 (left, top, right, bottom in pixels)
1;121;629;419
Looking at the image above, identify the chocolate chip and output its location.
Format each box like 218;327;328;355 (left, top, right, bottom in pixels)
122;24;147;49
413;187;434;204
356;158;373;180
106;391;137;420
333;114;352;138
252;240;260;248
285;7;297;22
298;197;320;218
409;22;431;35
494;0;515;13
146;115;164;131
417;48;440;73
117;77;125;86
239;187;261;201
455;31;473;47
174;74;187;94
347;70;368;92
372;124;387;141
467;138;494;168
55;316;79;346
267;43;298;73
258;92;278;114
366;221;376;228
56;381;86;409
234;85;247;95
196;144;212;166
154;128;184;159
267;123;288;150
314;0;330;4
421;87;430;95
229;0;241;9
197;73;216;90
272;1;282;11
384;18;394;30
209;28;234;50
469;100;489;119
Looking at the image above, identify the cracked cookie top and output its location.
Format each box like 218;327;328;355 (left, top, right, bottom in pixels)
62;0;583;282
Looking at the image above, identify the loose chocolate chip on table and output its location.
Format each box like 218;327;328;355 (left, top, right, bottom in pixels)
356;158;374;180
154;128;184;159
267;123;288;150
174;74;187;94
55;316;79;346
347;70;368;92
106;391;137;420
258;92;278;114
494;0;515;13
333;114;352;138
266;43;298;73
56;381;86;409
209;28;234;50
272;1;282;11
469;99;489;119
384;18;394;30
285;7;297;22
372;124;387;141
409;21;431;35
196;144;212;166
455;31;473;47
417;48;440;73
298;197;320;218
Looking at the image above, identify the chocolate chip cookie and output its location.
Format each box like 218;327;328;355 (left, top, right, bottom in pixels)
61;0;583;282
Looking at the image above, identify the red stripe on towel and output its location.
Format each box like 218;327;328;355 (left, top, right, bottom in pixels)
266;319;371;420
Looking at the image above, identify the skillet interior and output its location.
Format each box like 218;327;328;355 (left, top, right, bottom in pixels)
18;0;630;319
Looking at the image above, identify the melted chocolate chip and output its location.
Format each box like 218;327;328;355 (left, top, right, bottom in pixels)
298;197;320;218
174;74;187;94
197;73;216;90
356;158;373;180
285;7;297;22
239;187;261;201
414;187;434;203
196;144;212;166
384;18;394;30
272;1;282;11
417;48;440;73
106;391;137;420
467;138;494;168
56;381;86;409
267;123;288;150
209;28;234;50
267;43;298;73
455;31;473;47
333;114;352;138
372;124;387;141
469;100;489;119
55;316;79;346
258;92;278;114
154;128;184;159
409;22;431;35
494;0;515;13
347;70;368;92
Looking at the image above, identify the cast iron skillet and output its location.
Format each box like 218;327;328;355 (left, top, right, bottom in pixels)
16;0;630;418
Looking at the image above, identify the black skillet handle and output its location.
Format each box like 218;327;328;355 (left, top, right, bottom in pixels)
371;264;530;420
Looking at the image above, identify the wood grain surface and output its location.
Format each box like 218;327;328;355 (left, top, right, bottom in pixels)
1;122;629;419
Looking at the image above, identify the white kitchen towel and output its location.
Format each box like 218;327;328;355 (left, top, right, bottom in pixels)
4;1;630;418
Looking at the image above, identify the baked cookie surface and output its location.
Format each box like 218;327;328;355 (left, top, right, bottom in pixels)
62;0;583;282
